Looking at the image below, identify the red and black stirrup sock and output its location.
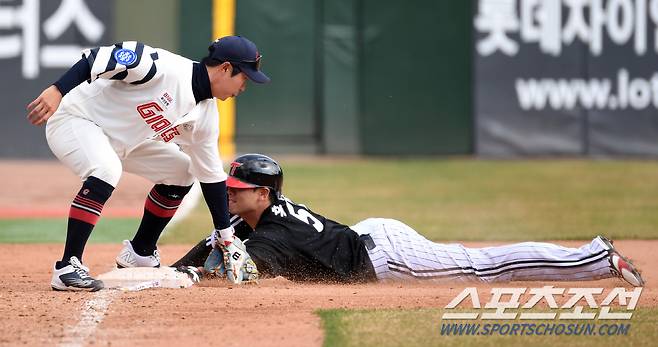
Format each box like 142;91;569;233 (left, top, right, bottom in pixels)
130;184;192;256
57;176;114;269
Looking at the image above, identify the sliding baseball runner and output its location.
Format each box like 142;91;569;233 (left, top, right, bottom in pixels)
173;154;644;287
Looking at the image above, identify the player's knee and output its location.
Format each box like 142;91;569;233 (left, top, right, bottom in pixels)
161;172;195;187
153;183;193;200
153;151;194;186
86;163;122;187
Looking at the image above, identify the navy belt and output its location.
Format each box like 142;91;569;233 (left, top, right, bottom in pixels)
359;234;376;250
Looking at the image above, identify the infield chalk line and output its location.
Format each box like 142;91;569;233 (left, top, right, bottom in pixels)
56;181;200;346
58;290;120;347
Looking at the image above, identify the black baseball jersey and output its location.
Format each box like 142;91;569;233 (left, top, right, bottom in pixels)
234;196;376;283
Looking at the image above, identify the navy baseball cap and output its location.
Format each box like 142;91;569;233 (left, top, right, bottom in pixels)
207;36;270;83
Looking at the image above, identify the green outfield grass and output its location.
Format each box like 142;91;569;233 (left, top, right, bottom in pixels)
0;218;139;243
318;308;658;347
162;158;658;244
4;159;658;244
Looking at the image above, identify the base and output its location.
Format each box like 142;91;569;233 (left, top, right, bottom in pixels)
97;267;195;291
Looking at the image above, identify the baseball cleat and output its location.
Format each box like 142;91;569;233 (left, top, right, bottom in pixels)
51;256;104;292
115;240;161;268
596;236;645;287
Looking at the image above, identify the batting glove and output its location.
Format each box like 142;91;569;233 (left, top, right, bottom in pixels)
175;266;203;283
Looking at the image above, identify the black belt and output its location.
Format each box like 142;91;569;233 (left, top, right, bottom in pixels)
357;233;378;282
359;234;376;251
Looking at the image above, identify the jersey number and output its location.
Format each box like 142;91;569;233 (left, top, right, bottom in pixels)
284;198;323;232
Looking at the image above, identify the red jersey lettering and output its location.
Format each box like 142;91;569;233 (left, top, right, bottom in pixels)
136;102;172;134
160;126;180;142
136;102;163;118
152;119;171;132
144;115;163;124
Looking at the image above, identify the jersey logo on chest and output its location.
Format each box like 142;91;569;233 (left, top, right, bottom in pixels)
136;102;180;142
159;92;174;109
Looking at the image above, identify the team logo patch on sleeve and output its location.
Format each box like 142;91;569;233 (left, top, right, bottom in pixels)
114;48;137;65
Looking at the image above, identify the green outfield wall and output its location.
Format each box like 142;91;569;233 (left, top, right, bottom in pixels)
174;0;473;155
360;0;472;155
233;0;473;155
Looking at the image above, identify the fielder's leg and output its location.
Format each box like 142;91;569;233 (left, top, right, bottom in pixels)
60;177;114;265
117;183;192;268
46;114;122;291
120;140;195;267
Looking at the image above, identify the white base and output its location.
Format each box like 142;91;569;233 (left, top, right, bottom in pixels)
97;267;194;291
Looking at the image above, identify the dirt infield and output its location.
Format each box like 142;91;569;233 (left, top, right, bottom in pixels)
1;161;656;345
0;241;655;347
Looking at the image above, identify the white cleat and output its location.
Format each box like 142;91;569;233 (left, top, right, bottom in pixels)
51;256;104;292
596;236;645;287
115;240;161;268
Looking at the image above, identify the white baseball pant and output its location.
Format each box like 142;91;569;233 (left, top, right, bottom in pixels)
350;218;614;283
46;112;194;187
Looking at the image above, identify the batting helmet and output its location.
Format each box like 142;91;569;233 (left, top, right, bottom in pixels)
227;154;283;197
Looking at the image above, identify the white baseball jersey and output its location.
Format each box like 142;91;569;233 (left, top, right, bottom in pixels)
47;41;226;184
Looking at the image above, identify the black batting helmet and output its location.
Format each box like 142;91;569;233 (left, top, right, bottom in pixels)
226;154;283;197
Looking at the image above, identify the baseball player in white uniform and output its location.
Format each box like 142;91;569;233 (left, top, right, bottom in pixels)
27;36;269;291
173;154;645;288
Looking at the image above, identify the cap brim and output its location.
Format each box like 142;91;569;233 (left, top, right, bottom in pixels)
227;176;259;188
240;66;270;84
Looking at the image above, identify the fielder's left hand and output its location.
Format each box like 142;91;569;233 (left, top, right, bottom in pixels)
27;85;62;126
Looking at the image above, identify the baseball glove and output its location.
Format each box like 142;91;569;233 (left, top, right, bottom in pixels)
204;247;226;276
204;237;259;284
